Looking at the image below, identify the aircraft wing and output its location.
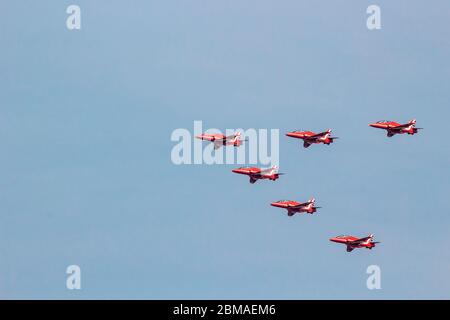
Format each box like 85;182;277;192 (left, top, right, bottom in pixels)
307;131;329;139
212;136;227;141
213;141;224;149
225;133;240;141
389;123;413;130
248;173;262;179
290;202;308;209
259;167;276;175
348;236;371;245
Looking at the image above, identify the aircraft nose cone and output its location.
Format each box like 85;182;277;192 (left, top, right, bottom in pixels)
270;202;280;207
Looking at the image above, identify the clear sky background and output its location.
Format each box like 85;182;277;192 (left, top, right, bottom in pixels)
1;1;449;299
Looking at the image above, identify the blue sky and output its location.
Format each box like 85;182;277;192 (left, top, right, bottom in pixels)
1;0;449;299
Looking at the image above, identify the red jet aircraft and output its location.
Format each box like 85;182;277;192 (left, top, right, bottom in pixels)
232;165;283;184
369;119;422;137
329;234;380;252
196;131;244;149
286;129;338;148
271;198;320;216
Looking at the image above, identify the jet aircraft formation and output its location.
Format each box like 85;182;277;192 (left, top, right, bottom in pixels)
196;119;421;252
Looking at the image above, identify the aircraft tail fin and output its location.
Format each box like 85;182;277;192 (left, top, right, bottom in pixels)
366;234;375;245
231;131;241;142
326;129;339;141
